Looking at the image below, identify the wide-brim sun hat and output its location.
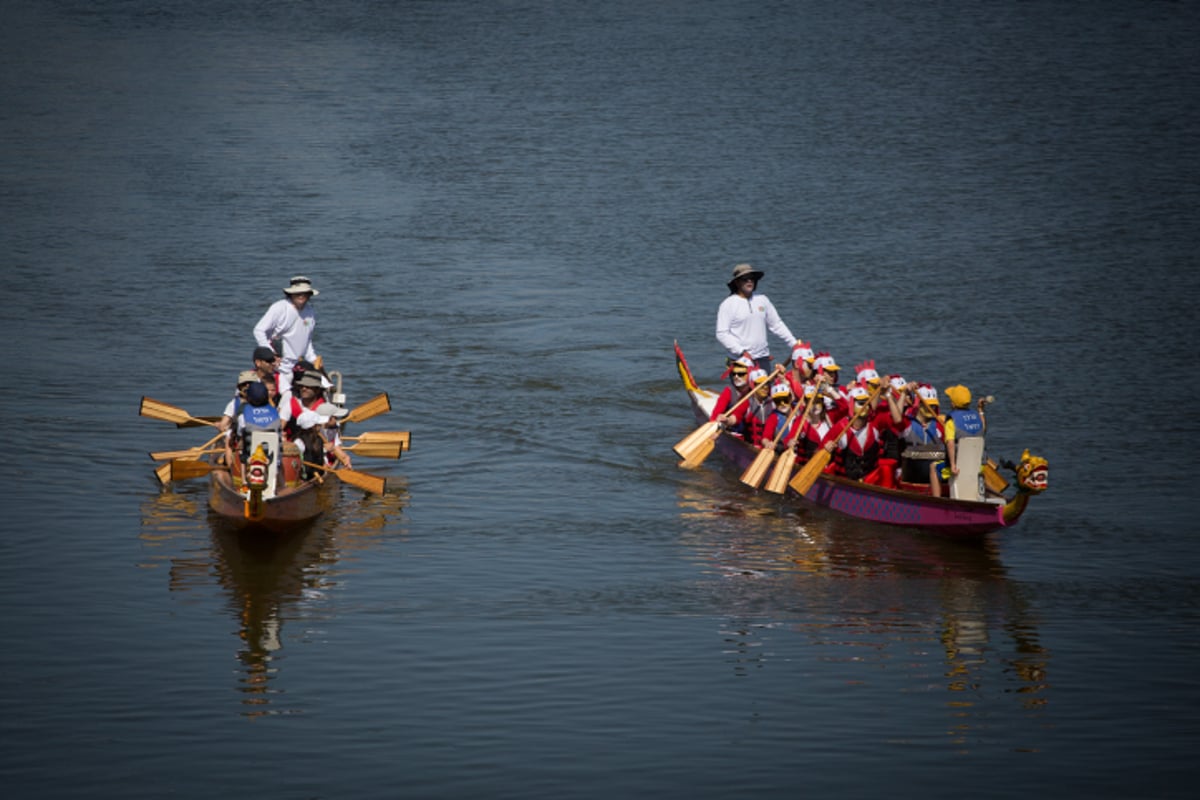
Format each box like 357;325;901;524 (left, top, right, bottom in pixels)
295;372;326;389
237;370;260;385
727;263;764;288
314;401;349;419
284;275;319;296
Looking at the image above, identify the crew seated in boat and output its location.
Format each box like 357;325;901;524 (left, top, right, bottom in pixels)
784;341;816;397
855;362;906;472
250;346;284;406
761;380;801;452
289;401;351;478
226;380;282;467
281;371;327;435
943;384;988;491
280;371;332;479
710;355;755;437
793;383;841;467
832;382;898;488
218;369;262;440
743;368;774;447
291;358;333;393
811;352;848;422
897;382;948;496
881;374;911;463
313;401;353;470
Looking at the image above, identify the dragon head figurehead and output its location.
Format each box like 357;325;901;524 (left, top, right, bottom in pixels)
1014;448;1048;494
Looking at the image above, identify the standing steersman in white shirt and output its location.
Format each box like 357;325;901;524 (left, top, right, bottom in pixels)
715;263;798;373
253;276;319;394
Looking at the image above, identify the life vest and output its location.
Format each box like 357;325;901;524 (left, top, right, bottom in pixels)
763;408;799;448
904;415;943;446
242;403;280;431
798;418;835;460
839;423;882;480
745;398;771;446
283;394;322;441
947;408;984;438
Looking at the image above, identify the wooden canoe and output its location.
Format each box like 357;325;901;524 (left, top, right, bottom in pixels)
207;451;329;533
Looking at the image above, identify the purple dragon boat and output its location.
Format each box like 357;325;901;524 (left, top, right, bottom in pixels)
674;342;1048;538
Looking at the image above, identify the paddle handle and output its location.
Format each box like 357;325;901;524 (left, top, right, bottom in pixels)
786;367;828;450
832;382;888;444
716;365;785;420
765;393;804;449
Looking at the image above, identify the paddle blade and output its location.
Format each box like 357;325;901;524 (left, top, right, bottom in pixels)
982;460;1010;494
170;459;215;481
140;397;192;425
740;446;776;489
764;449;797;494
347;441;403;459
346;393;391;424
678;435;716;469
351;430;411;450
788;450;832;497
673;421;719;460
139;397;221;428
332;467;387;494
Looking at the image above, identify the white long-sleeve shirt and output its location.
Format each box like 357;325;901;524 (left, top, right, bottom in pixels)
715;292;796;360
253;299;316;367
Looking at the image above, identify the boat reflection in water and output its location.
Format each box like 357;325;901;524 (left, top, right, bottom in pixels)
140;480;409;717
676;478;1048;749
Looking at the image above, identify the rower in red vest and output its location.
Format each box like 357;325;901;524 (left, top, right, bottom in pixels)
784;341;816;398
855;360;903;461
834;381;898;488
812;352;849;422
710;355;755;438
760;380;802;452
793;382;842;469
743;368;774;447
281;371;327;441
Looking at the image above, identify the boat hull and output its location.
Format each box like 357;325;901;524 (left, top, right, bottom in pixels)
208;468;326;533
676;342;1022;538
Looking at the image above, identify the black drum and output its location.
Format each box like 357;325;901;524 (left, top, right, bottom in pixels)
900;442;945;483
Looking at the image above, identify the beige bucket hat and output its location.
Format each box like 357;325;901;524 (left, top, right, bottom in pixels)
727;263;764;289
284;275;319;296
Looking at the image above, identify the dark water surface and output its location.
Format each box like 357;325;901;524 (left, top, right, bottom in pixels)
3;1;1198;797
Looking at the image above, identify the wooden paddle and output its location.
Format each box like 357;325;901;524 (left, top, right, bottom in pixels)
345;430;410;450
764;382;823;495
788;381;885;497
302;461;387;494
740;391;803;489
150;445;223;462
675;365;783;466
344;393;391;424
154;439;401;461
139;397;222;428
345;440;403;459
169;459;225;481
149;430;227;461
